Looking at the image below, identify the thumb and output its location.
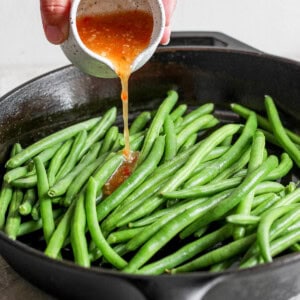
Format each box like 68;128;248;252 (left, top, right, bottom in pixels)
40;0;71;44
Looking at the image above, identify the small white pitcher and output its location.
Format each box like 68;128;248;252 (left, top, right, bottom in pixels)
61;0;165;78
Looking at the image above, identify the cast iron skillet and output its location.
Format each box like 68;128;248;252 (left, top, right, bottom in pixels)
0;32;300;300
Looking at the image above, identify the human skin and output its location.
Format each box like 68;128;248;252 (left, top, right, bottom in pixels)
40;0;177;45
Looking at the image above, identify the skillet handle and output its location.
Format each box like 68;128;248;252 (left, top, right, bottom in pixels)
159;31;261;53
138;274;231;300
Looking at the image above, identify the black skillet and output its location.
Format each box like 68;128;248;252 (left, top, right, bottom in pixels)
0;32;300;300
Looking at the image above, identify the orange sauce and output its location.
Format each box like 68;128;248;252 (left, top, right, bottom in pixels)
76;11;153;156
77;10;153;191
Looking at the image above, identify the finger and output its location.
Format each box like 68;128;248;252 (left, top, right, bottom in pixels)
162;0;177;26
40;0;71;44
160;25;171;45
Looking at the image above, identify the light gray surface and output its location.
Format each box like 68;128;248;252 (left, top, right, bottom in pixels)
0;256;55;300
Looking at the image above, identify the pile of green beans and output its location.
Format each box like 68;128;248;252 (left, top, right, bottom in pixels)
0;91;299;275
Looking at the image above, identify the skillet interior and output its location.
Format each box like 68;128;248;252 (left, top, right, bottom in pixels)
0;33;300;300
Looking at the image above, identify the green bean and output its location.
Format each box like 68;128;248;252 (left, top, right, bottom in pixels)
17;209;63;237
193;226;209;238
210;259;235;272
214;150;251;183
265;153;293;181
176;114;216;150
231;102;300;146
4;190;23;240
96;136;165;222
220;136;233;147
172;234;256;273
4;167;28;183
34;157;55;244
184;114;257;188
265;96;300;167
138;90;178;163
251;193;280;216
35;143;63;164
63;152;109;206
272;188;300;208
180;103;214;128
56;130;87;180
255;181;284;195
227;214;260;225
180;155;278;239
136;224;233;275
174;117;183;129
162;177;242;199
78;108;117;158
19;188;36;216
45;201;75;258
48;142;101;198
241;228;300;268
98;126;118;154
10;175;37;188
70;193;90;267
233;130;265;239
47;139;73;186
258;204;299;262
163;116;177;161
123;190;233;272
0;183;13;229
107;227;145;244
160;123;242;194
6;118;100;169
179;133;197;153
170;104;187;122
85;177;127;269
129;111;151;134
31;201;40;221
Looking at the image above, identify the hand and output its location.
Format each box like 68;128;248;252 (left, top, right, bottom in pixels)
40;0;176;45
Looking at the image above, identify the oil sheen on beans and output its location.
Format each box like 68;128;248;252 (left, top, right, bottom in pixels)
76;10;153;191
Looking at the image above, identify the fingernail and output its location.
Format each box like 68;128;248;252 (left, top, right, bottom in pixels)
45;25;64;44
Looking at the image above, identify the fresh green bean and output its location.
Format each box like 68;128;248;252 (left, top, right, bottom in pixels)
17;209;63;237
45;201;75;258
107;227;145;244
99;126;118;154
163;116;177;161
10;175;37;188
176;114;216;150
123;190;233;272
136;225;233;275
96;136;165;222
210;259;235;272
19;188;36;215
265;96;300;167
160;123;242;194
78;108;117;158
255;181;284;195
231;102;300;146
179;133;198;153
48;142;101;198
35;143;63;164
180;155;278;239
162;177;242;199
4;167;28;183
4;190;23;240
272;188;300;208
31;201;40;221
85;177;127;269
6;117;100;169
34;157;55;244
47;139;73;186
180;103;214;128
233;130;265;239
265;153;293;181
257;204;299;262
0;183;13;229
138;90;178;163
129;111;151;134
227;214;260;225
172;234;256;273
70;193;90;267
170;104;187;122
56;130;87;180
251;193;280;216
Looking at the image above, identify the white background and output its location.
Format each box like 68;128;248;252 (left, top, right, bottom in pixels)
1;0;300;96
